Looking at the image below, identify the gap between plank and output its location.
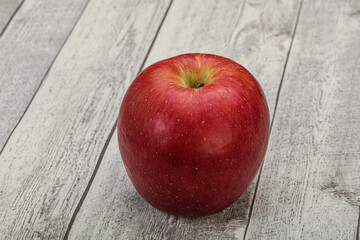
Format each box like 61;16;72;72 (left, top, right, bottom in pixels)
242;0;304;239
0;0;25;37
0;0;92;156
357;206;360;240
62;1;174;238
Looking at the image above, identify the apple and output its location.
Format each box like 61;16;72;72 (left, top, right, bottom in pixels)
117;53;269;217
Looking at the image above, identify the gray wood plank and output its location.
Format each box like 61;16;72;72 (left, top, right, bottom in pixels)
0;0;171;238
0;0;23;35
245;0;360;239
68;0;302;239
0;0;89;152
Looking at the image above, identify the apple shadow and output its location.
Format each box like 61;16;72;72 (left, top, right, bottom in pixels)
122;182;255;238
174;185;254;234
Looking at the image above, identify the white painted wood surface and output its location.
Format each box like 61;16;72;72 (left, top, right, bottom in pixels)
68;0;302;239
1;0;359;239
0;0;23;34
245;0;360;239
0;0;89;151
0;0;170;238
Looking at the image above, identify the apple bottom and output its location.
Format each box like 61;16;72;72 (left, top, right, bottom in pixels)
122;154;262;217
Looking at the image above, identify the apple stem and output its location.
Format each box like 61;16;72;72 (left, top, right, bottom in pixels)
197;82;205;88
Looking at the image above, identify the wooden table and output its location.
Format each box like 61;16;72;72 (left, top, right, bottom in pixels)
1;0;359;239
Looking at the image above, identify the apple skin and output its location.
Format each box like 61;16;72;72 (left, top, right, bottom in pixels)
117;53;269;217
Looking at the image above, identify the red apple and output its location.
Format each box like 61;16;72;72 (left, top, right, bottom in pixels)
117;53;269;217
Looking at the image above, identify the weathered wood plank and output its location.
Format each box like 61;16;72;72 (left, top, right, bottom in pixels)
245;0;360;239
68;0;302;239
0;0;23;35
0;0;171;238
0;0;89;152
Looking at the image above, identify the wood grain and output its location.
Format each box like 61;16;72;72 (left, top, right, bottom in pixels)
68;0;302;239
0;0;89;152
0;0;170;238
0;0;23;35
245;0;360;239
